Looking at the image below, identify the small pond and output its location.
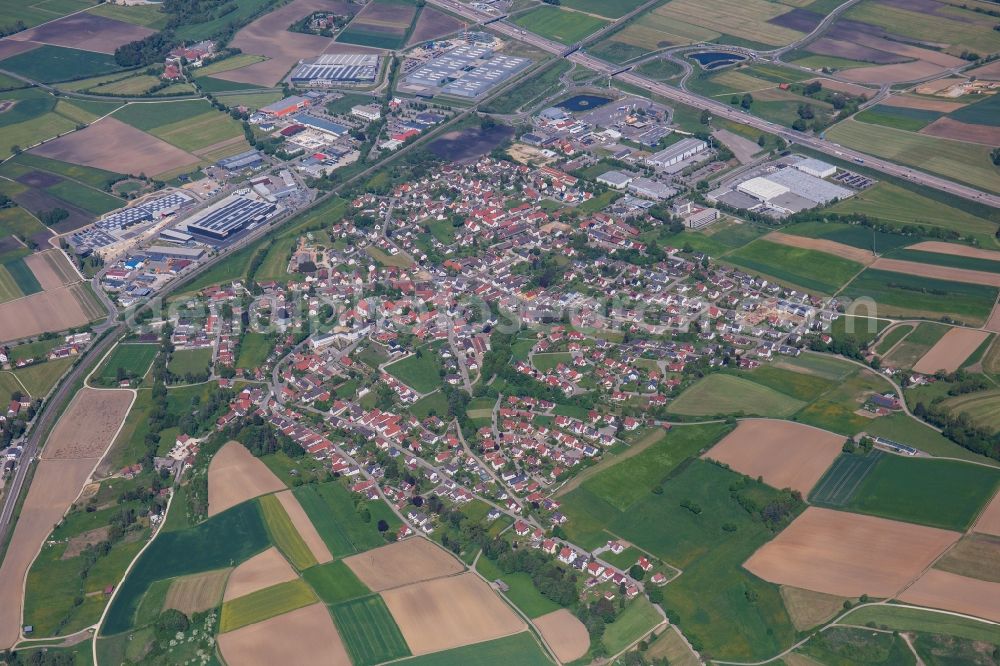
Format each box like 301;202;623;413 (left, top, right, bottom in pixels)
688;51;747;70
557;94;613;112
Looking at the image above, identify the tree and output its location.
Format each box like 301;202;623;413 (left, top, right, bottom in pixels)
377;519;389;532
629;564;646;580
740;93;753;109
700;109;711;125
757;134;766;147
154;609;189;638
992;147;1000;167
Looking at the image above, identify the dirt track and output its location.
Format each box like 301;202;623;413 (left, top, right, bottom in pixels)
224;547;298;601
765;231;875;265
533;609;590;663
382;573;525;655
899;569;1000;622
911;327;989;374
703;420;843;495
744;507;959;597
217;603;352;665
207;441;286;516
870;258;1000;287
344;537;464;591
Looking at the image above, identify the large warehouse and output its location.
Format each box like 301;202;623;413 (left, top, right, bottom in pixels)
184;193;278;240
289;53;381;86
645;138;708;169
403;43;531;98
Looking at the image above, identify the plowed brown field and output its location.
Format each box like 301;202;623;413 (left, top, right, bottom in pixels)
744;507;959;597
207;441;285;516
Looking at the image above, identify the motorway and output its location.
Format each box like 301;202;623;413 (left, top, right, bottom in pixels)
429;0;1000;208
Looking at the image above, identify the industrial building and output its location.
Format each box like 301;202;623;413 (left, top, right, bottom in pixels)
403;43;531;98
260;95;311;118
217;150;265;171
291;113;348;136
596;170;633;189
793;157;836;179
288;53;380;86
146;245;205;260
351;104;382;121
627;177;677;201
71;190;197;254
645;138;708;169
184;193;278;240
738;177;790;202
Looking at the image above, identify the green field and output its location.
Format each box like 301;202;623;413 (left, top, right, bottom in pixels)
146;110;244;152
113;100;217;131
809;450;882;506
236;332;272;369
302;560;371;604
395;633;552;666
45;178;123;215
93;343;157;385
293;481;395;557
826;119;1000;194
3;256;41;294
668;374;806;417
336;0;417;50
583;423;731;510
173;0;272;41
887;248;1000;274
384;351;444;393
874;324;913;354
168;348;212;376
561;0;646;18
940;389;1000;432
840;269;998;326
10;152;124;189
845;0;1000;56
842;454;1000;530
259;493;318;571
0;206;46;244
102;500;270;635
561;459;800;659
14;356;73;396
219;578;318;633
855;105;942;132
884;321;949;368
475;555;561;618
330;595;411;666
744;365;836;402
797;626;916;666
511;5;609;45
726;239;864;294
828;183;998;247
949;93;1000;126
0;0;99;31
87;2;167;27
842;605;1000;644
0;45;120;83
601;597;663;654
863;412;999;466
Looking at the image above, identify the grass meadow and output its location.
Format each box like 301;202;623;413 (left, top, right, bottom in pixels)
259;493;318;571
292;482;395;558
302;560;370;604
840;269;998;325
511;5;608;44
725;239;864;294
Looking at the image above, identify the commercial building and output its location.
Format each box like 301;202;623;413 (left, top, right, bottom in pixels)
627;177;677;201
290;113;348;136
737;176;790;202
146;245;205;260
289;53;380;86
217;150;264;171
260;95;311;118
403;43;531;98
185;193;277;240
765;167;852;205
351;104;382;121
645;138;708;169
793;157;836;179
596;170;633;189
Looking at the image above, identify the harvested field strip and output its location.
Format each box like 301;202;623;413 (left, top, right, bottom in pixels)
164;569;230;615
330;594;411;666
744;507;960;597
765;231;876;264
223;547;297;602
343;537;464;592
219;579;318;633
381;573;526;656
259;493;319;571
840;268;998;326
975;489;1000;536
899;570;1000;623
703;419;843;495
217;603;353;666
934;534;1000;583
888;248;1000;274
808;451;881;506
780;585;849;631
911;327;989;374
906;241;1000;262
207;441;285;517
